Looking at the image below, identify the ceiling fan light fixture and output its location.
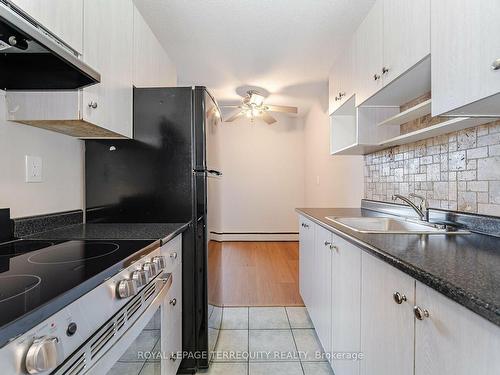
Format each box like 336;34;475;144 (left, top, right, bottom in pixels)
248;91;265;106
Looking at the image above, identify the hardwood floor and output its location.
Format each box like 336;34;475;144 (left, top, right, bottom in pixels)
208;241;304;307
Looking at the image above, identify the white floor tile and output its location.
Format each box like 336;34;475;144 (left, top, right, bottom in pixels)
222;307;249;329
249;307;290;329
249;330;298;361
213;330;248;362
302;362;334;375
249;361;303;375
286;307;313;329
292;329;325;362
200;362;248;375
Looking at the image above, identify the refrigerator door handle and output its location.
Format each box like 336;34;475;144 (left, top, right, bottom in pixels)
207;169;223;177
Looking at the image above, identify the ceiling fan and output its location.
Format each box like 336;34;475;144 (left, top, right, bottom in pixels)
221;90;298;124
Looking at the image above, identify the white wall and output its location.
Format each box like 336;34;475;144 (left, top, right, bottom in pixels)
0;92;84;218
213;113;305;240
303;90;364;208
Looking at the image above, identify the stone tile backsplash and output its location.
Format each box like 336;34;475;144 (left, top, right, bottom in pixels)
364;120;500;216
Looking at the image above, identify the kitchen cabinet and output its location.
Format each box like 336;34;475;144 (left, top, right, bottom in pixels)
431;0;500;116
360;252;415;375
9;0;83;53
82;0;134;138
313;225;333;358
354;0;383;106
133;6;176;87
330;234;361;375
382;0;430;87
329;38;355;114
299;216;314;308
414;281;500;375
354;0;430;106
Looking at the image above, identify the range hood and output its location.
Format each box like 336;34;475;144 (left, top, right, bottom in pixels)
0;0;100;90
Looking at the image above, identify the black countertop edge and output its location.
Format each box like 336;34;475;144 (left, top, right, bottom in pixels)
295;208;500;327
0;240;160;348
25;222;192;243
13;210;83;238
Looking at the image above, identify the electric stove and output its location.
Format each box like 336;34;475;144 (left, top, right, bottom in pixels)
0;238;156;348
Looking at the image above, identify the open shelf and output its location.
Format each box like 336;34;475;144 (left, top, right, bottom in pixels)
379;117;492;148
376;99;432;127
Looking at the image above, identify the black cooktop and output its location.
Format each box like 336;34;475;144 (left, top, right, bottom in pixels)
0;238;155;347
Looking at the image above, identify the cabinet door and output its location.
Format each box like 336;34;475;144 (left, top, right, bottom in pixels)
83;0;134;138
329;38;355;114
360;253;414;375
299;216;314;308
331;234;361;375
328;65;341;115
10;0;83;53
354;0;383;106
383;0;430;85
431;0;500;116
415;281;500;375
313;225;333;357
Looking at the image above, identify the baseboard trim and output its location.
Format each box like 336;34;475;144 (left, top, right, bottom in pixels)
209;232;299;242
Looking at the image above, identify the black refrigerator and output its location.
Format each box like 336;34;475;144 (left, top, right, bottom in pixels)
85;86;222;373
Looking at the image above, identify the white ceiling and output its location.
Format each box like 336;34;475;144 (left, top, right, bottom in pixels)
135;0;375;115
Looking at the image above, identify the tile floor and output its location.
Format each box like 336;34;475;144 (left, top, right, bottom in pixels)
202;306;334;375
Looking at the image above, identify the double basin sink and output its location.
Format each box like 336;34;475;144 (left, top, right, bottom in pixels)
325;216;470;235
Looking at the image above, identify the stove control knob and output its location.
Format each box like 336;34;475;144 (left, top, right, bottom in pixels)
131;269;149;287
142;261;158;278
116;279;138;299
25;336;63;374
152;256;167;271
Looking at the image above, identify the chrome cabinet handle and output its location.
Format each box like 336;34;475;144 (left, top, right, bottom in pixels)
301;223;309;228
492;58;500;71
170;353;177;361
338;92;346;98
382;66;389;74
324;241;331;246
393;291;407;304
373;73;381;81
88;101;98;109
169;298;177;306
330;244;338;251
334;96;340;101
414;306;430;320
170;252;178;259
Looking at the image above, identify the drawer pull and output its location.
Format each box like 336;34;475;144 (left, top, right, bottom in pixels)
88;101;98;109
170;252;178;259
414;306;430;320
393;291;407;304
492;58;500;71
169;298;177;306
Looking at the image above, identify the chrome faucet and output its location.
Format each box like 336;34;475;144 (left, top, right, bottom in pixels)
392;193;429;222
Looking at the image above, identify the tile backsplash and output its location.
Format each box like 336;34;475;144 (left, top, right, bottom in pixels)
364;120;500;216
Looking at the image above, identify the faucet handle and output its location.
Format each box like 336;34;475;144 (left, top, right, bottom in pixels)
409;193;428;209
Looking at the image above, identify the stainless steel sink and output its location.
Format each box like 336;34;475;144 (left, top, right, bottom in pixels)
324;216;469;234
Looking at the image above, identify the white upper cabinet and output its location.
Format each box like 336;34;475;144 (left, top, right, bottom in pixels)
354;0;430;106
354;0;384;106
382;0;430;86
415;281;500;375
431;0;500;116
9;0;83;53
83;0;134;138
329;38;355;114
133;7;176;87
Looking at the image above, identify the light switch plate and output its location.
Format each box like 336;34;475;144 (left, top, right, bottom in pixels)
25;155;42;183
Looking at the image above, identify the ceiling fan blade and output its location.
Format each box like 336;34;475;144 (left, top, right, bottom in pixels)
220;105;242;108
224;111;244;122
262;112;277;125
266;105;298;114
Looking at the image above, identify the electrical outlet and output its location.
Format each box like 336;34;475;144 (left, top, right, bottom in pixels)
25;155;43;183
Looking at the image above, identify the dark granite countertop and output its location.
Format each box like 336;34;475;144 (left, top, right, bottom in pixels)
27;222;191;245
296;207;500;327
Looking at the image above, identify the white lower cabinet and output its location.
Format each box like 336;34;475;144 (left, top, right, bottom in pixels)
414;281;500;375
331;234;361;375
297;214;500;375
313;225;333;358
360;252;415;375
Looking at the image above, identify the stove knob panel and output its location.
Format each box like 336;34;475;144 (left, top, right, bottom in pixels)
152;256;166;271
142;261;158;278
25;336;63;374
116;279;138;299
131;269;149;287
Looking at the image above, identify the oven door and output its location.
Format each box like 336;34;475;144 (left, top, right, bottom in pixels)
53;273;173;375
